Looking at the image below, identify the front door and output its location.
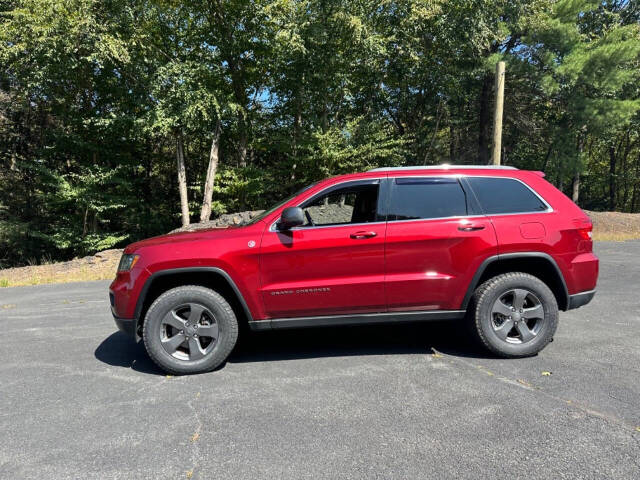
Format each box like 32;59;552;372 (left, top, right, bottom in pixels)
259;179;386;318
384;176;498;311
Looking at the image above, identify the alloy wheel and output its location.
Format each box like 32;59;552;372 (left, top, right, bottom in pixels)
160;303;219;361
490;288;545;344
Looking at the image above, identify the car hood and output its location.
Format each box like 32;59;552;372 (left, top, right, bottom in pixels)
123;225;246;253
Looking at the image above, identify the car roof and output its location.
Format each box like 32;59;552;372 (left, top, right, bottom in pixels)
316;165;526;186
368;165;517;172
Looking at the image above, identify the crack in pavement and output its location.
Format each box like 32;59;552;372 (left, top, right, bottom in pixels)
185;392;204;479
431;347;640;435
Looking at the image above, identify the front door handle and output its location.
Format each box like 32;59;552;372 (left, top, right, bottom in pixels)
458;225;485;232
350;231;377;239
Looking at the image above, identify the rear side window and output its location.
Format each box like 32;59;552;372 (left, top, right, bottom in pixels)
467;177;548;214
388;177;467;221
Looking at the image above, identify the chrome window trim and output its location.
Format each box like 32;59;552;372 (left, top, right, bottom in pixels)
268;174;553;232
269;178;384;232
270;220;387;232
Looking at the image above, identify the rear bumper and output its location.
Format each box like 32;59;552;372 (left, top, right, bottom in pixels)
567;289;596;310
113;315;138;339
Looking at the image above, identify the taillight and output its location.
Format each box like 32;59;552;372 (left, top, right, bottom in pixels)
574;219;593;241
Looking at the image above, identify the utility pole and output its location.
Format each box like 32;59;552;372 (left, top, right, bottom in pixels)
492;61;505;165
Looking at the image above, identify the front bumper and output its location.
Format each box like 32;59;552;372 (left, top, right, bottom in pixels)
567;289;596;310
113;315;138;338
110;284;139;339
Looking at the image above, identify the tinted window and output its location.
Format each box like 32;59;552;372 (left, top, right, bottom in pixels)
388;178;467;221
301;183;380;226
467;177;548;214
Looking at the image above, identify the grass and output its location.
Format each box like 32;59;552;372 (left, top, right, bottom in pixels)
592;232;640;242
0;267;116;288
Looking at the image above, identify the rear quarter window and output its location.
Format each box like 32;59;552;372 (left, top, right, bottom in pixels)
467;177;549;214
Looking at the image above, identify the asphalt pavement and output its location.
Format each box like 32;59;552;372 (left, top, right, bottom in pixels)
0;242;639;479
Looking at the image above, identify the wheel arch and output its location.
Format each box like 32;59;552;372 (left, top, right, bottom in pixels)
462;253;569;311
134;267;254;337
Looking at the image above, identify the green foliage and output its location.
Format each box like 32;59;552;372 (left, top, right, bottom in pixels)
1;0;640;267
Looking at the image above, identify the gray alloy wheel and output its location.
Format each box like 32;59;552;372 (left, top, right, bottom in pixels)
490;289;544;344
143;285;238;375
159;303;219;361
470;272;558;358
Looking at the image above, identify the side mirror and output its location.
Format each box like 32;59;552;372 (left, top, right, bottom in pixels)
278;207;304;229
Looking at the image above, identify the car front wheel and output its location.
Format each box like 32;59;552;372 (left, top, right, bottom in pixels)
142;285;238;374
470;272;558;358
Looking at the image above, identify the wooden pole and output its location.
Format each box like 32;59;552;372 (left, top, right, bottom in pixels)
492;61;505;165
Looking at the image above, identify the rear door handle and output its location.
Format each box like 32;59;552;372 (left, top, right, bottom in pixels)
458;225;485;232
350;231;377;239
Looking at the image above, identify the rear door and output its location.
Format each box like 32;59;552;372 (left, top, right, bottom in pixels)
384;176;498;311
259;179;387;318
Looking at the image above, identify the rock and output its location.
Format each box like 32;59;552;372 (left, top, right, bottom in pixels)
170;210;265;233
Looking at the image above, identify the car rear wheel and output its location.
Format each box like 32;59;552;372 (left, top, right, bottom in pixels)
142;286;238;374
470;272;558;358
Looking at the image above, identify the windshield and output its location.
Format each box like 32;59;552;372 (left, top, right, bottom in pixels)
246;182;317;225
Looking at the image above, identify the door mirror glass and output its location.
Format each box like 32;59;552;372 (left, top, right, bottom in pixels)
278;207;304;229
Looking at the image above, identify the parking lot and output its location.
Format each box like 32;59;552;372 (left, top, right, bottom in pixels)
1;241;639;479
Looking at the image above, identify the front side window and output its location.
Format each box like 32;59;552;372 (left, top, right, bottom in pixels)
301;183;380;226
467;177;548;214
247;182;317;225
388;177;467;221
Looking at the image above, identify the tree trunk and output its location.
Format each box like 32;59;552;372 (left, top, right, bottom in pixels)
238;128;247;167
572;132;587;204
82;206;89;237
571;170;580;203
609;144;617;210
321;103;328;133
291;83;303;181
200;119;222;223
227;56;249;168
176;131;190;227
477;73;492;164
449;125;458;163
631;155;639;212
424;99;443;165
541;142;553;173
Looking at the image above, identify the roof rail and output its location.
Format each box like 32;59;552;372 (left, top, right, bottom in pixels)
368;164;518;172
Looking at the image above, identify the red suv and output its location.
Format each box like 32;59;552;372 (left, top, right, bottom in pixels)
110;165;598;374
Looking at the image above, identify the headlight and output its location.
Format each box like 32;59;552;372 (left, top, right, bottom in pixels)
117;254;140;272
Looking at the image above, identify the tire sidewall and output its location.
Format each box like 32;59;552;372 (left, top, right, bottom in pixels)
143;286;238;374
476;274;558;357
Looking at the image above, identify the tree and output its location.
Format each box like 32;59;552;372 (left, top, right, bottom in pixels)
1;0;639;268
525;0;640;202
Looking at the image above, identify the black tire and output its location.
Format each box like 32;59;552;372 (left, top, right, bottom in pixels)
469;272;558;358
142;285;238;374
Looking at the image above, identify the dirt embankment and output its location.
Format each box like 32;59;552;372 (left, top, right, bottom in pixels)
0;249;123;288
585;210;640;241
1;209;639;287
